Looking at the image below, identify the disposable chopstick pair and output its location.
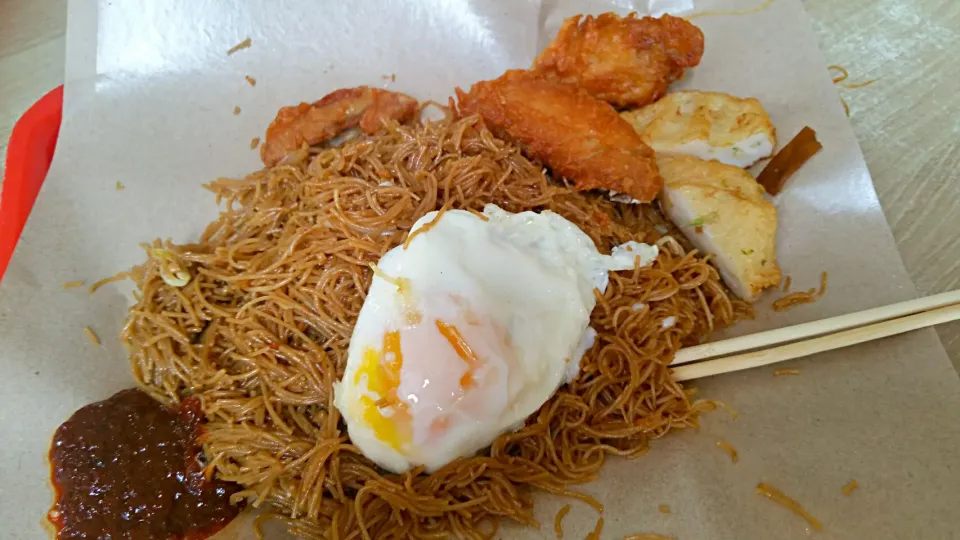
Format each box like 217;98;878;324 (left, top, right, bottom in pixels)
671;290;960;382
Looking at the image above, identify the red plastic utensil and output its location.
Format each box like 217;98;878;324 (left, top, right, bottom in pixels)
0;85;63;282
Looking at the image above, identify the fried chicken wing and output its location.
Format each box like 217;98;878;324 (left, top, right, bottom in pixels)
532;13;704;109
261;86;418;166
621;91;776;168
657;154;780;301
456;70;662;203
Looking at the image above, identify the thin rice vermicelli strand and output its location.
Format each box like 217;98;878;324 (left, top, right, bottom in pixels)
121;116;751;539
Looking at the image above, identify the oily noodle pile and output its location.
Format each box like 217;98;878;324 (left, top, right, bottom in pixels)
122;115;750;539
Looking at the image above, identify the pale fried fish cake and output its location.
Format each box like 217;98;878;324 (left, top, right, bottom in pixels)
621;91;776;168
657;154;780;301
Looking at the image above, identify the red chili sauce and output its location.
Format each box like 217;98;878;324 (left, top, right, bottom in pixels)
48;389;240;539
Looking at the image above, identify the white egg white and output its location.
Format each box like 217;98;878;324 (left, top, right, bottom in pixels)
334;205;658;473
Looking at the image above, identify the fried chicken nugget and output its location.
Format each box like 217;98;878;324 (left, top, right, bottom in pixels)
456;70;662;203
261;86;418;166
533;13;704;109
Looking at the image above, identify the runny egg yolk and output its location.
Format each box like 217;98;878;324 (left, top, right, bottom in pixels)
356;320;487;450
355;331;411;450
357;268;490;452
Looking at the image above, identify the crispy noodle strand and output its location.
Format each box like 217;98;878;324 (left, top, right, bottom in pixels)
586;516;604;540
84;327;101;346
554;504;571;539
121;116;750;539
772;271;828;312
756;482;823;531
716;439;739;463
773;289;817;311
841;480;858;495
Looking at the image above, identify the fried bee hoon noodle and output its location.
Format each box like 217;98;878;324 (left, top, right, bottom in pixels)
772;271;828;312
715;439;739;463
755;482;822;531
121;115;750;539
841;479;859;495
554;504;572;538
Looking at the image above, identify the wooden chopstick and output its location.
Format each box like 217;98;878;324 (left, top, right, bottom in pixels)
672;302;960;381
672;290;960;366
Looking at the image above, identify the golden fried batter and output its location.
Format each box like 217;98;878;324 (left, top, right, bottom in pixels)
533;13;704;109
456;70;662;203
260;86;418;165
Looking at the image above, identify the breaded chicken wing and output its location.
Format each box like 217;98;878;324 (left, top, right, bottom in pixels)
261;86;418;166
621;91;776;168
657;154;780;301
532;13;704;109
456;70;662;203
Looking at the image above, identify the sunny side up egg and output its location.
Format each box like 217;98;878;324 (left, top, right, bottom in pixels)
333;204;658;474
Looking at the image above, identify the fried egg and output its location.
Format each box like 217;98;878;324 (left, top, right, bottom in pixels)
334;204;657;473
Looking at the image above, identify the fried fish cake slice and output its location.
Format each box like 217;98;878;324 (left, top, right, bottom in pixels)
657;154;780;301
532;13;704;109
621;91;776;168
261;86;418;166
456;70;662;203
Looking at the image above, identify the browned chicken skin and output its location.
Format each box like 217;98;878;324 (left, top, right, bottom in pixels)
456;70;663;203
532;13;704;109
260;86;419;166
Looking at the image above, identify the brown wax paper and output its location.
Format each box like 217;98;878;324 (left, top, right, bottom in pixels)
2;0;959;538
